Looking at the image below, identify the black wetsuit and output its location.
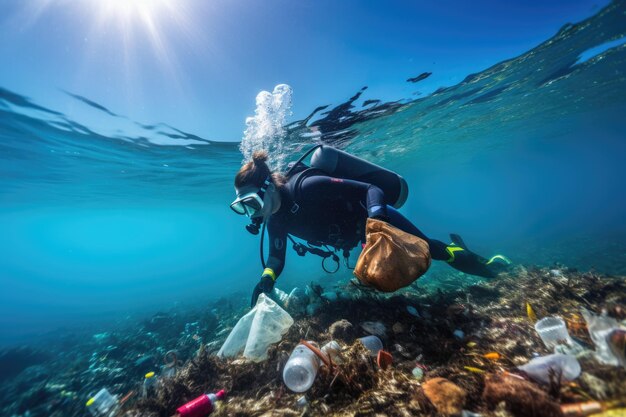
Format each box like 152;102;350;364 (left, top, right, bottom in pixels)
265;172;450;279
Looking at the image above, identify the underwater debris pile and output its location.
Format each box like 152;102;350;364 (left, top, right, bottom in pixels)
125;265;625;417
1;265;625;417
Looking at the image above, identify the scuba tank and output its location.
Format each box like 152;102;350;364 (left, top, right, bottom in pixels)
310;146;408;208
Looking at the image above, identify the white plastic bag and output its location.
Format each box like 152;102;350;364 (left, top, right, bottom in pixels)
217;294;294;362
581;307;624;366
518;353;581;384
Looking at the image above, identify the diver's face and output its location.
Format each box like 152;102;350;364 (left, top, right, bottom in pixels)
231;183;275;219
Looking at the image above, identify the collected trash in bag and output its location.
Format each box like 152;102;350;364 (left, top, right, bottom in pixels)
517;353;581;384
354;218;431;292
217;294;293;362
581;307;626;367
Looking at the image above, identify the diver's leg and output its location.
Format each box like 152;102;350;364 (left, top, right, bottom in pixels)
386;206;449;261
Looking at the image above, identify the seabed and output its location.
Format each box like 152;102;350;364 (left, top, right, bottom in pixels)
2;265;625;417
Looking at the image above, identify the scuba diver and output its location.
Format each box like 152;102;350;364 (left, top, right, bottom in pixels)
231;146;510;307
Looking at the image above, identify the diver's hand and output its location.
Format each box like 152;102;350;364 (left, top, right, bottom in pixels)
251;275;275;307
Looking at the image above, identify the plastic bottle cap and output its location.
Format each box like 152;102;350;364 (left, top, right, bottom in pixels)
145;371;155;379
86;398;95;407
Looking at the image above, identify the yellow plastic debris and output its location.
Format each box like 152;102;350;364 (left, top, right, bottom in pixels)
526;302;537;323
463;366;485;374
483;352;501;360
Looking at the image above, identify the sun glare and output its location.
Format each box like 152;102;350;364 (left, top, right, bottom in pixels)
16;0;209;103
100;0;174;21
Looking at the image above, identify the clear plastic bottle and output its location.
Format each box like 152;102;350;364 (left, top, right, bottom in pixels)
142;371;158;398
86;388;119;417
283;343;321;393
174;389;226;417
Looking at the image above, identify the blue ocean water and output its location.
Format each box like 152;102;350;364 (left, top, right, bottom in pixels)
1;1;626;348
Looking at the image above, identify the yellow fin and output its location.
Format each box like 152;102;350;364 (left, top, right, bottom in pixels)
526;302;537;323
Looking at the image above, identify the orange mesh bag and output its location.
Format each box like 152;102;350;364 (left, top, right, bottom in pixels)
354;218;431;292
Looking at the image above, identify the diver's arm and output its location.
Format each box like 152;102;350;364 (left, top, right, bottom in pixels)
301;175;388;218
264;219;288;279
251;218;287;307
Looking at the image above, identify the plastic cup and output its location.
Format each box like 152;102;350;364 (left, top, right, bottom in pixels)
283;344;320;393
358;335;383;356
534;317;571;350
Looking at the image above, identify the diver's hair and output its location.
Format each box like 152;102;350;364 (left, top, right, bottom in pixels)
235;150;286;189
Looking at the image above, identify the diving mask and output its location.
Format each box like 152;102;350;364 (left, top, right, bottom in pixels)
230;176;271;218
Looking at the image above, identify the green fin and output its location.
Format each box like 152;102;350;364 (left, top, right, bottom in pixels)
486;254;511;265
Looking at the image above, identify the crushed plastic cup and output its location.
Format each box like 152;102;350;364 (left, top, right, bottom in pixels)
283;343;321;393
534;317;571;350
581;307;624;366
517;353;581;385
358;335;383;356
321;340;343;364
86;388;119;417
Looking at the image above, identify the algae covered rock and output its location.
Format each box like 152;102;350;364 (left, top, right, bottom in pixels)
329;319;355;342
422;377;467;416
483;372;563;417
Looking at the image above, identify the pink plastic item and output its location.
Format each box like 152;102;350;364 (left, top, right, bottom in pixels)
175;390;226;417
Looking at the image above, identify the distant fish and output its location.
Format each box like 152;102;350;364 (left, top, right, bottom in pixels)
407;72;432;83
527;302;538;323
467;342;477;348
